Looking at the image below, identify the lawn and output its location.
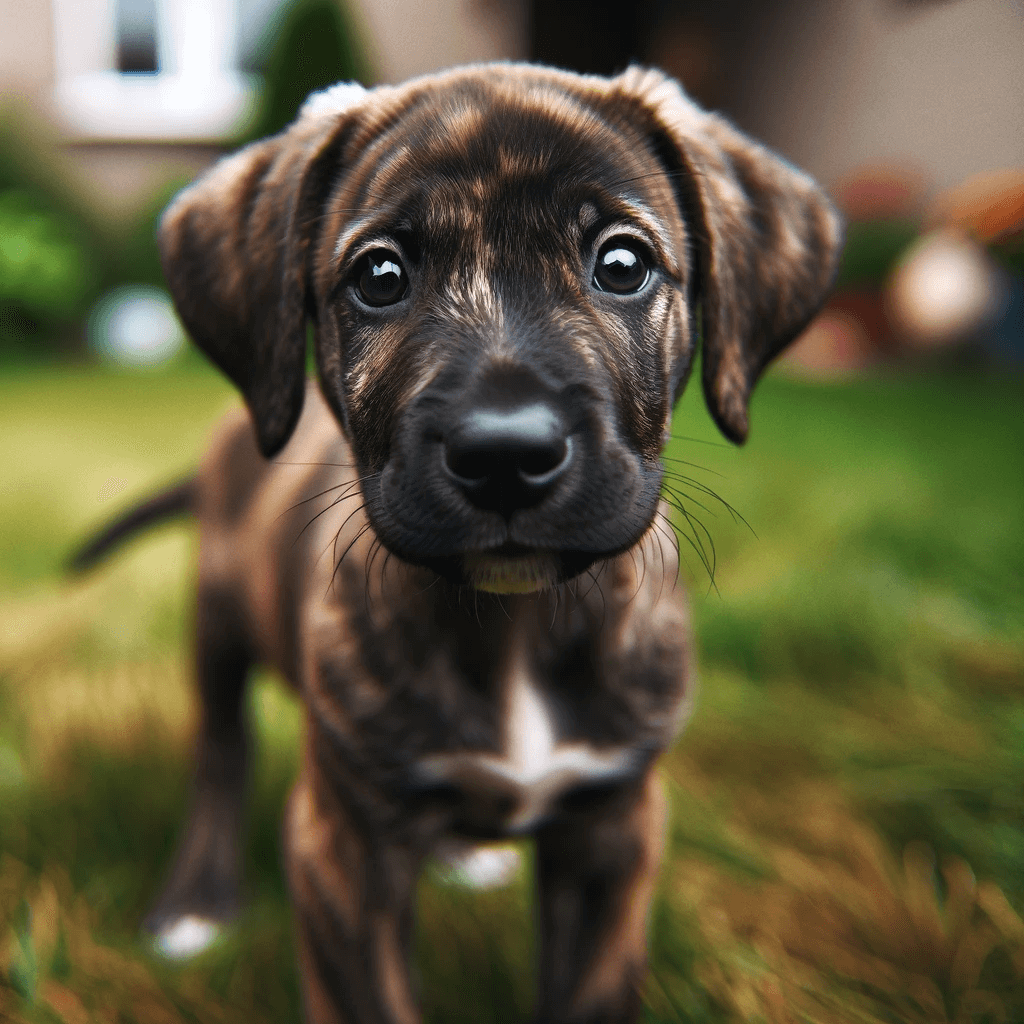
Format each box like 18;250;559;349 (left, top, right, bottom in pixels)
1;359;1022;1024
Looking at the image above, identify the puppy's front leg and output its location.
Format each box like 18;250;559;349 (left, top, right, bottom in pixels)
146;587;251;950
534;770;667;1024
285;772;423;1024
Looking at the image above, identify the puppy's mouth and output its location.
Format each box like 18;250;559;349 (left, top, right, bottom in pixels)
379;536;605;594
463;548;559;594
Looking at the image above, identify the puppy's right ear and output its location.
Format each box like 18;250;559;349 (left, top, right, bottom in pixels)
159;83;368;457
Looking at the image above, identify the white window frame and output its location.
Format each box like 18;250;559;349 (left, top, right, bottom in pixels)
51;0;259;141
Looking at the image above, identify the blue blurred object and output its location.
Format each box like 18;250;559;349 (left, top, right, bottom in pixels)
88;284;185;366
986;269;1024;364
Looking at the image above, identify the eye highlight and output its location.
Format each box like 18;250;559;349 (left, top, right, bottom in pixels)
592;238;649;295
354;249;408;307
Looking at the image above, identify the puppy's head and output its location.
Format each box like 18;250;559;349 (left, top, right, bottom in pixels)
160;65;842;591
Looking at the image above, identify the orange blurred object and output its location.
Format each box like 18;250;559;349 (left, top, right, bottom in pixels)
927;169;1024;244
833;164;927;221
783;292;888;375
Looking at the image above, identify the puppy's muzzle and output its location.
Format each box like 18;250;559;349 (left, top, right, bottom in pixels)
373;358;656;588
443;401;572;519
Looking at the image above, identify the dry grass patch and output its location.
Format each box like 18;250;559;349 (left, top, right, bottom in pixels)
656;783;1024;1024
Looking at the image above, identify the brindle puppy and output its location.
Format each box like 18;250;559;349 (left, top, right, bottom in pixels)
76;64;842;1024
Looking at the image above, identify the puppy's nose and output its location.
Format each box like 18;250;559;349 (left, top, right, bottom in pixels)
444;403;572;516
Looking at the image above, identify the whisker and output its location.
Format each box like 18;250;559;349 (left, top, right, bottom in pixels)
667;433;731;448
412;571;444;598
364;537;385;609
661;512;709;592
293;478;370;550
283;479;360;518
662;481;720;521
580;562;609;630
632;536;649;603
661;455;724;477
657;509;690;587
662;474;755;535
272;460;359;468
318;500;369;574
330;521;375;598
379;548;395;593
627;546;640;598
661;495;718;592
648;518;671;602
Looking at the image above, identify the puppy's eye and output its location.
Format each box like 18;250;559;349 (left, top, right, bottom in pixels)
355;250;407;307
593;239;649;294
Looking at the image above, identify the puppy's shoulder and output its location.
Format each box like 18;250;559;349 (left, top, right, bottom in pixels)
195;383;349;529
195;402;267;526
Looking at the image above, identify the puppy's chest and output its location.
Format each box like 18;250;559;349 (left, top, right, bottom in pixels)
416;661;638;832
311;603;655;834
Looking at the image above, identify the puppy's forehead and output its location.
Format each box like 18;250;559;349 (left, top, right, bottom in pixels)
337;75;680;253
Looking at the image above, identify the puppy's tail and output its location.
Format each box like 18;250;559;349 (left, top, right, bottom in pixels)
67;478;196;574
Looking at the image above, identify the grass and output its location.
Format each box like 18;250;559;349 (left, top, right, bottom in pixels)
1;358;1022;1023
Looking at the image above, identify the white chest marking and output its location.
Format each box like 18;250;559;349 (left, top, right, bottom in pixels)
420;670;633;831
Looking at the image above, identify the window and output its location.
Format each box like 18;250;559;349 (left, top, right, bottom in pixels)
51;0;260;140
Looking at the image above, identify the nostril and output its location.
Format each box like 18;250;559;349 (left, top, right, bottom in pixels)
444;445;489;485
517;435;571;484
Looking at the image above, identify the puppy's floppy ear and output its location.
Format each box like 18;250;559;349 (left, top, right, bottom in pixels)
159;83;368;457
614;68;844;443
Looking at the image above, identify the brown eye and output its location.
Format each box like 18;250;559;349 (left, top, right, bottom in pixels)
593;239;649;294
355;250;407;306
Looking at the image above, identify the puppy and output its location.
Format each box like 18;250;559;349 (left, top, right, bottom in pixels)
76;64;842;1024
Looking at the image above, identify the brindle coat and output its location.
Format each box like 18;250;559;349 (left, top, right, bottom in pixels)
80;64;842;1024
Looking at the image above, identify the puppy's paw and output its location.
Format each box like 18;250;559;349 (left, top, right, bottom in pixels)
143;845;241;957
432;841;522;890
150;914;224;959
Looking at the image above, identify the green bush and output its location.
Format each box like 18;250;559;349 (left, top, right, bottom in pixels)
244;0;367;143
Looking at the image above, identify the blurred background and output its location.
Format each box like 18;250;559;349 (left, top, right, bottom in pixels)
1;2;1022;1023
1;0;1022;368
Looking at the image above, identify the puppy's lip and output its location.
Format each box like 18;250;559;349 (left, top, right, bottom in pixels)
464;550;559;594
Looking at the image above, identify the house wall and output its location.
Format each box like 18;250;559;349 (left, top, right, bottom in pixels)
346;0;527;84
727;0;1024;194
0;0;1019;216
0;0;53;98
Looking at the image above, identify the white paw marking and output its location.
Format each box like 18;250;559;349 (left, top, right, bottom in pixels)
433;842;522;890
153;915;222;959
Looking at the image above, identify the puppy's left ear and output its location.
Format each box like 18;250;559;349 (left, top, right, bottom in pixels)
614;68;844;443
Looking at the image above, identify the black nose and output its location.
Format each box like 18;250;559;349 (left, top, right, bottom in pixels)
443;403;572;516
